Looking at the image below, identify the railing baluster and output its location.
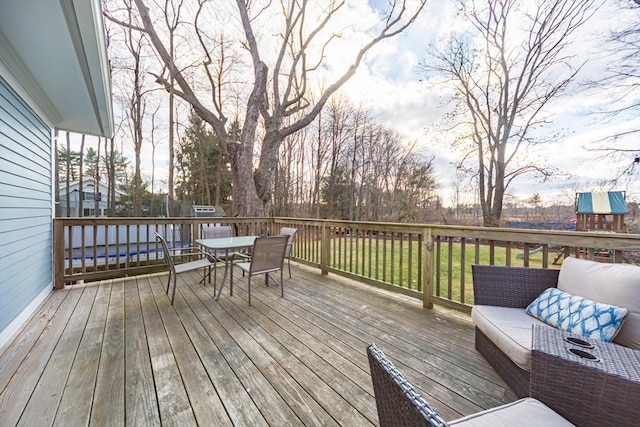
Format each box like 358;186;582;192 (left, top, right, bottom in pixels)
53;217;640;313
460;238;466;303
382;231;387;283
447;237;453;299
399;232;404;287
81;225;86;275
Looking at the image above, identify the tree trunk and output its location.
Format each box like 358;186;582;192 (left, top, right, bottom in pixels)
94;137;101;216
108;137;116;216
79;135;85;217
65;132;71;217
128;0;425;218
226;139;262;216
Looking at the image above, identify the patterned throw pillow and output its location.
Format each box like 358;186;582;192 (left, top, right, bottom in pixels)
526;287;629;342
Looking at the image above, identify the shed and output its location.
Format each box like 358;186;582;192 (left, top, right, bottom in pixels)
193;205;227;218
575;191;627;232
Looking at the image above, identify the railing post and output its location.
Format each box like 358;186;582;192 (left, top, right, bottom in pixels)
53;219;65;289
321;222;329;275
422;227;433;309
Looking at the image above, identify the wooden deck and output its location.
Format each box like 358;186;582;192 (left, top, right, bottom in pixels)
0;264;516;426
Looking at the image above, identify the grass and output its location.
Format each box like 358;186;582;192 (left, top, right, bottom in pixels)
323;236;561;305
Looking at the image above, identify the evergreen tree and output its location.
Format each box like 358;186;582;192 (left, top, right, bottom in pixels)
175;111;232;209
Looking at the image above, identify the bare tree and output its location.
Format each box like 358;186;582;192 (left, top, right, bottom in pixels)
322;97;352;219
310;108;329;217
163;0;184;206
107;136;116;215
296;97;438;222
149;101;161;195
95;138;101;215
422;0;598;226
125;5;145;216
124;0;425;217
584;0;640;186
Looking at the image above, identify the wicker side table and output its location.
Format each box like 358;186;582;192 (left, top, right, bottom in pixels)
531;325;640;427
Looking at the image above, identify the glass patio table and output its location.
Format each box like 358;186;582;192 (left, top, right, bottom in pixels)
196;236;257;300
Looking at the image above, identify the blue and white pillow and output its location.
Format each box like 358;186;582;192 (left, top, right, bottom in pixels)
526;287;629;342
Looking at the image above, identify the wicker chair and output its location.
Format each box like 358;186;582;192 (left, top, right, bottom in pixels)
367;343;573;427
471;264;560;397
471;260;640;404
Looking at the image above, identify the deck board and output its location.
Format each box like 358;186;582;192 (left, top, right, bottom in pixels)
18;282;97;426
0;286;70;393
138;274;197;426
146;274;229;426
91;278;126;426
209;285;372;426
0;285;83;425
54;279;111;426
125;277;161;427
170;280;266;427
0;263;517;426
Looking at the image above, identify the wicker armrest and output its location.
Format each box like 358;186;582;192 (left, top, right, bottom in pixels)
367;344;449;427
471;265;560;308
531;325;640;427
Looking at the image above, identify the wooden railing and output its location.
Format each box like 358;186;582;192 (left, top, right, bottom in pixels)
54;217;640;313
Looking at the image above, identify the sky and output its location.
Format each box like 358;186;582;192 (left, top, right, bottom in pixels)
72;0;639;208
333;0;640;205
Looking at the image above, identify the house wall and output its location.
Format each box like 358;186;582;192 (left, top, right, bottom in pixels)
58;180;112;217
0;75;54;348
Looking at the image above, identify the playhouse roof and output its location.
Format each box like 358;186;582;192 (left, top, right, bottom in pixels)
576;191;628;215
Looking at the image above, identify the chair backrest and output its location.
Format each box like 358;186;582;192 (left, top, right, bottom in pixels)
367;344;449;427
279;227;297;257
202;225;233;257
249;235;289;274
202;225;233;239
155;232;176;272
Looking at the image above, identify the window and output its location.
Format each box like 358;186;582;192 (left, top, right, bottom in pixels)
82;191;102;201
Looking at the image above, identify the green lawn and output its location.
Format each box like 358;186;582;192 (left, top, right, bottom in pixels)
326;236;561;305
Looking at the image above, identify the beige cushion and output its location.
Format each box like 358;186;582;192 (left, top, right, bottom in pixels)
471;306;549;371
558;257;640;349
450;398;574;426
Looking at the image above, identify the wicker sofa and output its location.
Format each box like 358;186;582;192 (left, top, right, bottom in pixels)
471;257;640;398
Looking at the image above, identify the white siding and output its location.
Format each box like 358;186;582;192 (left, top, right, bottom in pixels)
0;75;53;338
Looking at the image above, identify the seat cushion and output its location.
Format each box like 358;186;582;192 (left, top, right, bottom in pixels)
558;257;640;349
471;306;550;371
450;398;574;426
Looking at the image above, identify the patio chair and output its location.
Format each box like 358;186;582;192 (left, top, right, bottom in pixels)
235;235;289;306
201;224;231;236
366;343;573;427
155;232;216;305
201;224;250;284
279;227;297;278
